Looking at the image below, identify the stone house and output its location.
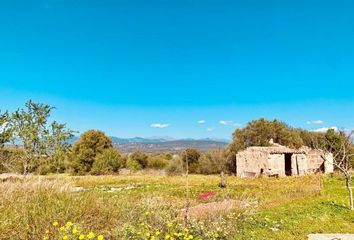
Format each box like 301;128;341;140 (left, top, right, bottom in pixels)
235;142;334;178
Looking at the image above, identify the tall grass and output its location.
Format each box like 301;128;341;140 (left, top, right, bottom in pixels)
0;174;352;239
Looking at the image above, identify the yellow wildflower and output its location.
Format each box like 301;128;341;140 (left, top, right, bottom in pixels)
72;227;78;234
53;221;59;226
66;221;73;227
97;235;104;240
62;235;68;240
79;234;85;239
87;232;95;239
60;226;65;231
165;234;171;239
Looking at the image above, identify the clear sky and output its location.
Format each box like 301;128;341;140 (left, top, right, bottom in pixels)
0;0;353;139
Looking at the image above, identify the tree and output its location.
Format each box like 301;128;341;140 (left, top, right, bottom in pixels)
197;149;228;174
43;121;75;173
0;111;13;147
315;129;354;210
229;118;304;154
91;148;122;175
10;100;74;174
70;130;113;174
182;148;201;173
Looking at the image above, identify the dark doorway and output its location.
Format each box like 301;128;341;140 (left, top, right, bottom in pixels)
285;153;292;176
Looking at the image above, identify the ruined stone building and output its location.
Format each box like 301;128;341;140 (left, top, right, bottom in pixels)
236;141;334;178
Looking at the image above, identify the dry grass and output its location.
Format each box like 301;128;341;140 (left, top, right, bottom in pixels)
0;173;351;239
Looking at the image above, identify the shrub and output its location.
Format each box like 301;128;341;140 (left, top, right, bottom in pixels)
166;156;183;176
91;148;122;175
126;159;143;171
196;149;228;174
147;155;168;170
129;151;148;169
0;148;25;174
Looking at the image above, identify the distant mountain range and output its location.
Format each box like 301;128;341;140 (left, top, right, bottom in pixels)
70;136;230;153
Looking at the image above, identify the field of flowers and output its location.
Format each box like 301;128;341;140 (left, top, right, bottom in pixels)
0;174;353;240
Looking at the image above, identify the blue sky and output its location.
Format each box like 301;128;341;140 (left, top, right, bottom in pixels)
0;0;353;139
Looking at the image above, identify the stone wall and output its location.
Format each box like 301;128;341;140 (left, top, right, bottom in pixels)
306;149;326;173
236;150;268;177
236;147;334;178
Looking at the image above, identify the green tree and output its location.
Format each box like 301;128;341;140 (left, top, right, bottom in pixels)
197;149;228;174
229;118;303;154
10;100;73;174
182;148;201;173
0;111;13;147
43;122;75;173
314;129;354;210
91;148;122;175
70;130;113;174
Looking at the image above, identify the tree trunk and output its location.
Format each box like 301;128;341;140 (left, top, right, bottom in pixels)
346;176;353;210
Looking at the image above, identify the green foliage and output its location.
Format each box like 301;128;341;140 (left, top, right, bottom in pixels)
229;118;304;153
0;111;13;147
43;221;104;240
0;148;25;173
70;130;113;174
182;148;201;173
2;101;74;174
121;211;236;240
129;151;148;169
1;175;352;240
196;149;228;174
166;156;184;175
147;154;169;170
126;159;143;171
91;148;122;175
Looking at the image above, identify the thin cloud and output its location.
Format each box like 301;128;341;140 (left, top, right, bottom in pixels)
233;123;242;127
307;120;324;125
150;123;170;128
207;127;214;132
312;126;338;133
219;120;233;125
197;120;206;124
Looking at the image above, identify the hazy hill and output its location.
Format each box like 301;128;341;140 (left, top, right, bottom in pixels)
69;136;229;153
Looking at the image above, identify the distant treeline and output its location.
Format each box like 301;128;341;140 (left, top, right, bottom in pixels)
0;101;353;175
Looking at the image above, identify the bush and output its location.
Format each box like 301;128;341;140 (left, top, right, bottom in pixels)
0;148;25;174
147;155;168;170
91;148;122;175
196;149;228;174
129;151;148;169
166;156;183;176
126;159;143;171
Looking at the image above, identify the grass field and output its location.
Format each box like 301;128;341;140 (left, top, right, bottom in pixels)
0;173;353;240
